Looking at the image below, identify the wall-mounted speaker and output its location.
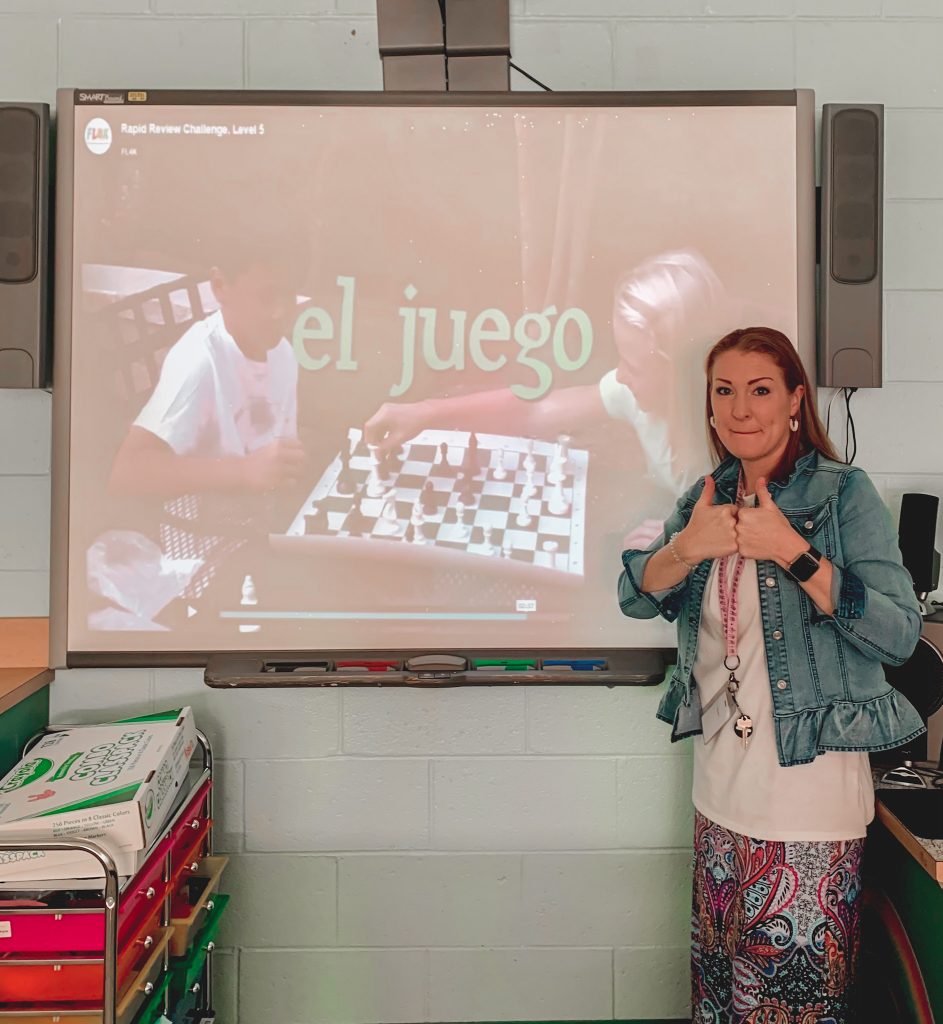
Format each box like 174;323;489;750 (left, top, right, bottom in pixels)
377;0;447;90
818;103;883;389
445;0;510;91
898;492;940;599
376;0;510;91
0;102;50;389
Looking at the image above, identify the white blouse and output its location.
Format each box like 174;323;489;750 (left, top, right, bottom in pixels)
691;504;874;842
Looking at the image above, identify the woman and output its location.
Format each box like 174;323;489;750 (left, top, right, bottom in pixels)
617;327;924;1024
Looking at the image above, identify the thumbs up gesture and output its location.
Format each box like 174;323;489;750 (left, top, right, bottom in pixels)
673;474;739;564
735;477;794;561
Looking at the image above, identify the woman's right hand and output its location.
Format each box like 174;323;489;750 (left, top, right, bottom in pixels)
674;475;738;563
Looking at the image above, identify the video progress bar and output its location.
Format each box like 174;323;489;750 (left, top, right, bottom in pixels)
219;611;528;621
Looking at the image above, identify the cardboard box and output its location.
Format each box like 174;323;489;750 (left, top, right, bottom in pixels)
0;708;196;882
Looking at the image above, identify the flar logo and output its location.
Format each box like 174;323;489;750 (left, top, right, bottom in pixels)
84;117;112;155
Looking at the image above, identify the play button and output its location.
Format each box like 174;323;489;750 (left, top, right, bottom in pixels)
187;605;197;618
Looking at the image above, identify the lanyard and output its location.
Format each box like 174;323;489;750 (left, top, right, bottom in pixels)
717;470;747;659
715;471;754;748
717;551;747;664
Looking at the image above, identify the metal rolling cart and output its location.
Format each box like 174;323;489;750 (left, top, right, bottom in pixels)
0;729;227;1024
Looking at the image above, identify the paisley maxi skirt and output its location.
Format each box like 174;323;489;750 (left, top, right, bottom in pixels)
691;810;864;1024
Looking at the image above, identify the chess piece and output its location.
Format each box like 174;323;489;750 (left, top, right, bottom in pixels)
377;447;395;484
546;436;569;485
240;574;258;606
304;509;323;536
471;433;487;473
522;440;536;476
455;500;470;540
458;471;476;506
421;480;439;516
344;498;371;536
381;489;398;521
492;446;508;481
482;523;494;553
335;451;357;496
374;490;401;536
521;470;537;500
547;479;570;516
515;501;533;528
365;445;385;497
437;442;449;465
501;534;513;558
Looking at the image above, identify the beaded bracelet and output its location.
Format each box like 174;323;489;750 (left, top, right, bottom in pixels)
668;531;697;570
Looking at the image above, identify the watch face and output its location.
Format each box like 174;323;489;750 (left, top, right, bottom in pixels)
790;551;820;582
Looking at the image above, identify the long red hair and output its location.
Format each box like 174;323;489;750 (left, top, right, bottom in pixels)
705;327;841;481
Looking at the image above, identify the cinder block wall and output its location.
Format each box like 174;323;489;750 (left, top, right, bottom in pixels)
2;2;941;1021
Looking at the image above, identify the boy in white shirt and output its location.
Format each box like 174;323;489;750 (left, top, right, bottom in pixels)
92;237;307;629
109;240;305;497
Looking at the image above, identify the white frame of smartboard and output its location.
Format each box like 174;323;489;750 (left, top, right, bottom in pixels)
50;87;817;670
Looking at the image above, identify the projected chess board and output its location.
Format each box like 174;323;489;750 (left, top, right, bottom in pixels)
279;429;588;575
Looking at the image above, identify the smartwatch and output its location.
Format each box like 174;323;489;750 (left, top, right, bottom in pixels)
786;543;821;583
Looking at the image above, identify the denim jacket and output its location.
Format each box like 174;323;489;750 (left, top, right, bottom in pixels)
618;449;925;767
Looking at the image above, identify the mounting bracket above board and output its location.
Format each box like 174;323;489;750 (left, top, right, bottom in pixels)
203;649;671;688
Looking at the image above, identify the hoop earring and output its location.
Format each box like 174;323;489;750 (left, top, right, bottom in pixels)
789;417;799;433
709;416;717;428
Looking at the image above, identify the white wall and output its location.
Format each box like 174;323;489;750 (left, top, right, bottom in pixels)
2;3;942;1022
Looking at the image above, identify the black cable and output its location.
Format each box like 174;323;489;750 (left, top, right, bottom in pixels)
510;62;553;92
842;387;858;464
843;388;850;462
842;388;848;461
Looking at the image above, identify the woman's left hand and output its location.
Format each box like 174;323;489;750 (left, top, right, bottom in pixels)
736;477;807;566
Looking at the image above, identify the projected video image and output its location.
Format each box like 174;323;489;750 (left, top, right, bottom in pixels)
65;101;801;653
280;428;588;571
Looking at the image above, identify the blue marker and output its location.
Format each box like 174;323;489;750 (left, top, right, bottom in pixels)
541;659;607;671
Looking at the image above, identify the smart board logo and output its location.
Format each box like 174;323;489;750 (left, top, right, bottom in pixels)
144;788;155;823
84;118;112;155
78;92;124;105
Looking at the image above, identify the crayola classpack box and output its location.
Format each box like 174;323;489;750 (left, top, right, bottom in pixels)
0;707;196;882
